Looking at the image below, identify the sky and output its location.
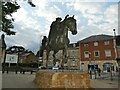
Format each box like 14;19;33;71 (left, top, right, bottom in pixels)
0;0;119;54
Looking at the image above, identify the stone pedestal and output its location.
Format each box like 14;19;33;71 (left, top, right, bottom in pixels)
34;71;93;89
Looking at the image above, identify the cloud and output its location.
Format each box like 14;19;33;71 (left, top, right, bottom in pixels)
104;4;118;23
35;4;62;23
1;1;118;54
66;2;118;44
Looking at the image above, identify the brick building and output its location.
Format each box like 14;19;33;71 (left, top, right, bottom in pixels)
79;34;118;72
19;52;37;64
6;46;37;65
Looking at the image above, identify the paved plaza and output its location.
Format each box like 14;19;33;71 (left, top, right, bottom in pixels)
1;71;119;89
2;72;37;88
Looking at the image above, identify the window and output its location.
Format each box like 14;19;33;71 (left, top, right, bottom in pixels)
84;51;90;58
104;41;110;45
94;51;100;57
72;50;75;57
94;42;98;46
84;43;88;47
105;50;111;57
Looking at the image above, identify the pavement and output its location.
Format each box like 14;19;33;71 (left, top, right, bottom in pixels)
1;71;120;89
91;79;119;88
2;71;37;89
90;72;119;89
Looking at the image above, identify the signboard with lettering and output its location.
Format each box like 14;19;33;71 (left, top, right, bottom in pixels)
5;54;18;63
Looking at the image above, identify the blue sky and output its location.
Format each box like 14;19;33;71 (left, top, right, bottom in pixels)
0;0;119;54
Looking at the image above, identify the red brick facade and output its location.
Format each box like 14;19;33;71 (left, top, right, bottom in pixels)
78;35;118;72
80;39;116;61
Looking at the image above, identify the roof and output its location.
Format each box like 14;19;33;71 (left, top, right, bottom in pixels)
78;34;113;43
7;46;25;51
68;42;79;47
20;52;34;57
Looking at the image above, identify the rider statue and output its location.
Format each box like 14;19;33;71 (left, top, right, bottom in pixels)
50;17;62;31
42;36;47;50
48;17;62;43
49;15;69;43
47;15;70;67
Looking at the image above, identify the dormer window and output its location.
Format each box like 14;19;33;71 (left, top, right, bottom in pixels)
84;43;88;47
104;41;110;45
94;42;98;46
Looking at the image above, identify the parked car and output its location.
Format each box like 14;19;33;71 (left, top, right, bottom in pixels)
38;66;46;69
52;66;59;70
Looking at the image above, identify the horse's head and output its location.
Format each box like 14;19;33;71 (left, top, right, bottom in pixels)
65;16;77;35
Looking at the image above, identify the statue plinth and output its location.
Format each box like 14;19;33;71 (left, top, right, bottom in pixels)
34;71;93;89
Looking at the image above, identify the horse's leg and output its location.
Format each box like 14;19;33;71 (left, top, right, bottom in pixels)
61;49;65;68
46;48;50;68
53;50;58;66
62;45;68;67
65;45;68;64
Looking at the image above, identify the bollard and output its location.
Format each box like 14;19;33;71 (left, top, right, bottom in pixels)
31;71;33;74
6;70;8;74
90;70;92;79
111;71;113;81
95;70;96;79
20;70;22;74
2;70;4;74
23;71;25;74
15;70;17;74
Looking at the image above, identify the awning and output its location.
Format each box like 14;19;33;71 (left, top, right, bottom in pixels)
103;62;113;65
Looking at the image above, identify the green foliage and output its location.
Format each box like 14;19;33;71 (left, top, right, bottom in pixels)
0;1;35;35
1;1;20;35
36;49;43;57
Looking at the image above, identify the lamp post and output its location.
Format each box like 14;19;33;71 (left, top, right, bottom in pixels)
113;29;120;85
110;29;117;81
112;29;119;81
113;29;118;59
38;35;43;68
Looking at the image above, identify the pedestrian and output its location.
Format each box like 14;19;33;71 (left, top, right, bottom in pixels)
98;68;101;76
116;66;118;72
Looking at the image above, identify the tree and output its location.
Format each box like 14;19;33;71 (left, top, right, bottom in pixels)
1;1;20;35
0;1;35;35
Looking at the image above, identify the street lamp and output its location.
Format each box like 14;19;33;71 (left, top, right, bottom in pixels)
111;29;117;80
113;29;120;84
113;29;120;66
113;29;120;65
38;35;44;68
113;29;118;59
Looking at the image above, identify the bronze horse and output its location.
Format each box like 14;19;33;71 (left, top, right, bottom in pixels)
46;15;77;68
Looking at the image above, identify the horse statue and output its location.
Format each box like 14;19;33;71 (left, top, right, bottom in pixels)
46;15;77;68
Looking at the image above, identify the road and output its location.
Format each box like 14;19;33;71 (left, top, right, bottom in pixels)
2;71;38;89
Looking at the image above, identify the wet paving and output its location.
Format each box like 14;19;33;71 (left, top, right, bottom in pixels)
2;72;37;88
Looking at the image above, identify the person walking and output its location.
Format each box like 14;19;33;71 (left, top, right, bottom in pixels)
98;68;101;76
